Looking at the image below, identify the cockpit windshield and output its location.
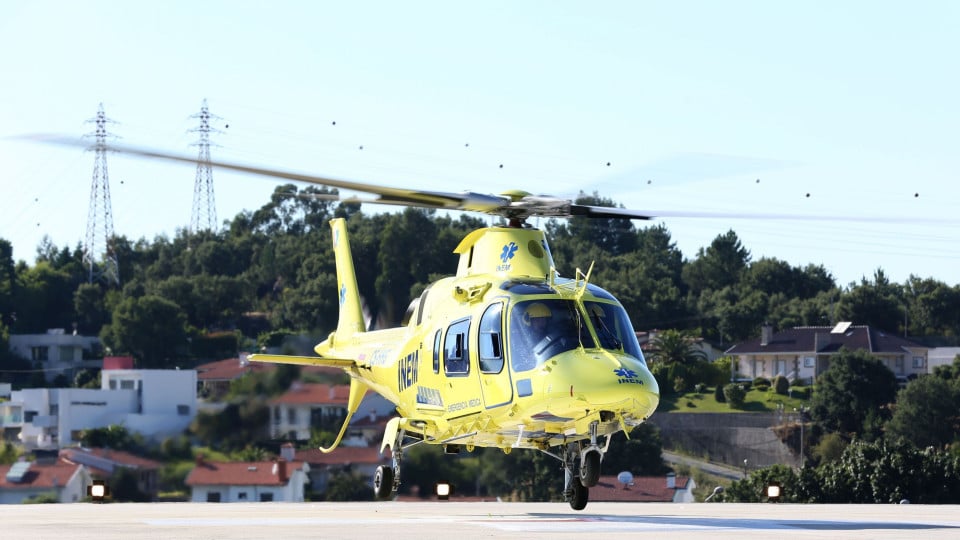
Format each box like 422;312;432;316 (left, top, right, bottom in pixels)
509;298;647;373
510;299;594;373
583;301;646;365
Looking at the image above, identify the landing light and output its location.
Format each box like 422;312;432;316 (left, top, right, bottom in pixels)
436;482;450;500
88;480;110;502
766;482;782;502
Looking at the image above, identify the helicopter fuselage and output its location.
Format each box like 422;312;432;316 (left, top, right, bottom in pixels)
312;223;660;453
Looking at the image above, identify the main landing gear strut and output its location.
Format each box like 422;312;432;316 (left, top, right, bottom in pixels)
374;427;405;500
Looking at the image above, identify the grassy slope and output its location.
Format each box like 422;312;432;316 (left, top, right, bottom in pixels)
658;386;811;413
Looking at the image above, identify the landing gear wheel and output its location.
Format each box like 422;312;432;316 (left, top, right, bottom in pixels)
581;450;601;488
373;465;394;500
569;477;588;511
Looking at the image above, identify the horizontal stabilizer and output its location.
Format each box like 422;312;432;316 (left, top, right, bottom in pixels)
248;354;356;368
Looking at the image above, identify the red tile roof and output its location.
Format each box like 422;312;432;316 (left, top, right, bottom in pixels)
0;459;84;490
60;447;162;476
195;357;274;381
271;383;351;405
349;413;393;429
196;358;346;382
295;446;390;466
185;459;306;487
589;475;690;502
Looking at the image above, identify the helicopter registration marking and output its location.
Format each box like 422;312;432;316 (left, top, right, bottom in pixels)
368;348;394;367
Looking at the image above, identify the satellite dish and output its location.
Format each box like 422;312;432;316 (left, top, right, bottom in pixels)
617;471;634;485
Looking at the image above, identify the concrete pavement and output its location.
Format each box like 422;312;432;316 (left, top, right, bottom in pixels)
2;501;959;539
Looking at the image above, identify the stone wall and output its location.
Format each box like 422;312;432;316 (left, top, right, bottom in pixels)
648;412;799;470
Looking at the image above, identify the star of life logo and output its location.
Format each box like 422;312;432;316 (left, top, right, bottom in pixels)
614;367;643;385
498;242;518;271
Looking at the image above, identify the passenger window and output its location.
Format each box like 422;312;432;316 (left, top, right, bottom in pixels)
444;319;470;375
432;329;442;373
479;303;504;373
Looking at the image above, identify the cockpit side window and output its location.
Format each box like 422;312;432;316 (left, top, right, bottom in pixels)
478;303;504;374
444;318;470;376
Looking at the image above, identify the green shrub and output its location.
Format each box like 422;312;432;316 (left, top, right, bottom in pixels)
773;375;790;395
694;383;707;394
723;383;746;409
714;384;726;403
753;377;771;390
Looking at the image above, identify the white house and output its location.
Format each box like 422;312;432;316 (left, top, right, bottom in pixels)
99;368;197;436
185;455;310;503
0;457;92;504
9;330;102;384
0;369;197;449
726;323;929;384
928;347;960;373
269;383;349;441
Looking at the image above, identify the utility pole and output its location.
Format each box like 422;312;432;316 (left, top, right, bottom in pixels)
189;99;222;233
83;103;120;286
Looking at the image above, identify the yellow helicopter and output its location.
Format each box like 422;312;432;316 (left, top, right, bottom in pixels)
29;136;661;510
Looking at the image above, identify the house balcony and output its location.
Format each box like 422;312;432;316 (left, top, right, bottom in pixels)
30;415;59;428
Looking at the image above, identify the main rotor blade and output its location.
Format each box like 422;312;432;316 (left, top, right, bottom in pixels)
19;134;957;225
22;134;510;214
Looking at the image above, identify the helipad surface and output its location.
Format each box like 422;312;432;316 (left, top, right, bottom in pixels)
3;501;958;539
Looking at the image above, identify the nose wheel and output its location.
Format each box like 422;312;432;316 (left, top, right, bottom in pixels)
581;448;601;487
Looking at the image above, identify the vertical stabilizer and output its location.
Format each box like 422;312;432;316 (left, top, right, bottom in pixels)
330;218;365;336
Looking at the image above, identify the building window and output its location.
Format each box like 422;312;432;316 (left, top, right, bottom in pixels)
287;408;297;424
803;357;815;368
238;492;248;501
109;379;117;390
177;404;190;416
24;410;37;422
59;346;75;362
120;380;135;390
31;346;49;362
259;492;274;502
913;356;925;368
207;492;221;503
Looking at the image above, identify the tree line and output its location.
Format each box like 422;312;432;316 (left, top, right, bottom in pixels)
2;187;960;377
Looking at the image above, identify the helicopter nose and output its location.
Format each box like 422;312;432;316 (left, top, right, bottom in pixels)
541;350;659;418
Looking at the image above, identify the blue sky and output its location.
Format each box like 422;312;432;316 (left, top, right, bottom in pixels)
2;1;958;287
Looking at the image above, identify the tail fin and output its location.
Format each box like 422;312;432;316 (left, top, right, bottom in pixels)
330;218;365;337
